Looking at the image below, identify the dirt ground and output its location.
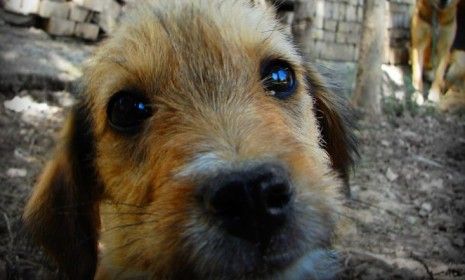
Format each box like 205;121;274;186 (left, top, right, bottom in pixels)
0;27;464;280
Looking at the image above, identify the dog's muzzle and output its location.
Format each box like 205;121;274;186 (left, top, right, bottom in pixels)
199;163;293;244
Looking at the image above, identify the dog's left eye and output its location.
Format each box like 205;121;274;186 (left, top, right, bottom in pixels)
107;90;152;134
261;60;297;99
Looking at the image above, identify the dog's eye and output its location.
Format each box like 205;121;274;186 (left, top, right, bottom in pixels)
107;90;152;134
261;60;297;99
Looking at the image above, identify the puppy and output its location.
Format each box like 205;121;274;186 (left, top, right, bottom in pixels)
411;0;460;101
23;0;356;279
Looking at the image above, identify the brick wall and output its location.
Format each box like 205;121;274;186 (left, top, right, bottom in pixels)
285;0;414;64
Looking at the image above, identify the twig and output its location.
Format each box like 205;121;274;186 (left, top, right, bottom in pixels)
2;212;14;250
412;155;444;169
410;253;435;280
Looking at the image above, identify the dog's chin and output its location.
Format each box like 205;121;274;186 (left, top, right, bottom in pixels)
177;231;339;280
175;247;340;280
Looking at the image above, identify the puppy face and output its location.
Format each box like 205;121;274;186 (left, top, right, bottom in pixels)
24;1;356;279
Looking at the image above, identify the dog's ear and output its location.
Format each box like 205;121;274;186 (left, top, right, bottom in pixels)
23;102;101;279
306;67;358;187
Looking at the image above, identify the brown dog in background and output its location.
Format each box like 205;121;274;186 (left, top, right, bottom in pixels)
23;0;356;279
411;0;460;102
440;0;465;111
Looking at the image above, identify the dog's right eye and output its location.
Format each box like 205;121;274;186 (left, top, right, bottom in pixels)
107;90;152;134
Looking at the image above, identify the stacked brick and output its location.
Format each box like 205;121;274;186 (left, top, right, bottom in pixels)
295;0;364;62
3;0;125;41
289;0;414;64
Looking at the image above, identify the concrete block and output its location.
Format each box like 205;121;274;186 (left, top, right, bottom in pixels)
74;22;99;40
44;17;75;36
4;0;22;13
4;0;40;15
69;3;90;22
97;0;121;34
324;20;338;32
336;32;347;43
38;1;70;18
346;5;357;22
323;31;336;42
312;28;324;40
72;0;104;12
320;43;356;62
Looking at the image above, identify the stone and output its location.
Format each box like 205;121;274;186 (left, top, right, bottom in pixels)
69;3;91;22
44;17;76;36
38;0;70;19
4;0;40;15
74;22;99;40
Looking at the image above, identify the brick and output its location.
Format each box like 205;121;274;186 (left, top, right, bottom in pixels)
346;32;361;44
72;0;104;12
346;5;357;22
313;15;324;29
336;32;347;43
323;31;336;42
74;22;99;40
356;5;363;22
4;0;40;15
331;3;339;20
97;0;121;34
324;20;338;32
4;0;22;13
38;1;70;18
338;22;360;34
323;2;333;19
21;0;40;14
69;3;90;22
312;28;324;40
339;3;347;19
320;43;355;61
44;17;76;36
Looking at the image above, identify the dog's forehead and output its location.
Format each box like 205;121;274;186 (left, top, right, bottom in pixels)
85;0;301;104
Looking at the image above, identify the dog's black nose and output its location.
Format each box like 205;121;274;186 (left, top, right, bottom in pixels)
201;163;293;242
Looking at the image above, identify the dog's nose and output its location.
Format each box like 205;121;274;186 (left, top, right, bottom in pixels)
201;163;293;242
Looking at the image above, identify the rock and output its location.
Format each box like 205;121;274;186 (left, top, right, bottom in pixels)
6;168;27;177
419;202;433;217
407;216;417;225
386;168;398;182
452;236;465;248
430;179;444;190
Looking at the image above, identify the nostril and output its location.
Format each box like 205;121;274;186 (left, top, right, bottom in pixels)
264;183;291;210
208;179;247;216
261;181;292;216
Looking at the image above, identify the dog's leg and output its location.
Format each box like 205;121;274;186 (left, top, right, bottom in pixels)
429;22;457;101
411;18;430;103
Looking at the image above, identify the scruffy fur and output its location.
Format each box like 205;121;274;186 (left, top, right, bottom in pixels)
411;0;460;101
23;1;356;279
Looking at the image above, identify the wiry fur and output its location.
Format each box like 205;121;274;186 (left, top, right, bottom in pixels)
23;1;356;279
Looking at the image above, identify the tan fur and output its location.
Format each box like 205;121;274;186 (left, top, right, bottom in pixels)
23;1;356;279
441;50;465;112
411;0;460;101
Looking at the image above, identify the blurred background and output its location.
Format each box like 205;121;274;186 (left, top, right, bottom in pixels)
0;0;464;279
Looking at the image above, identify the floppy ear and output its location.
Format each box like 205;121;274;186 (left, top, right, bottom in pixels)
23;102;101;279
306;67;358;191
